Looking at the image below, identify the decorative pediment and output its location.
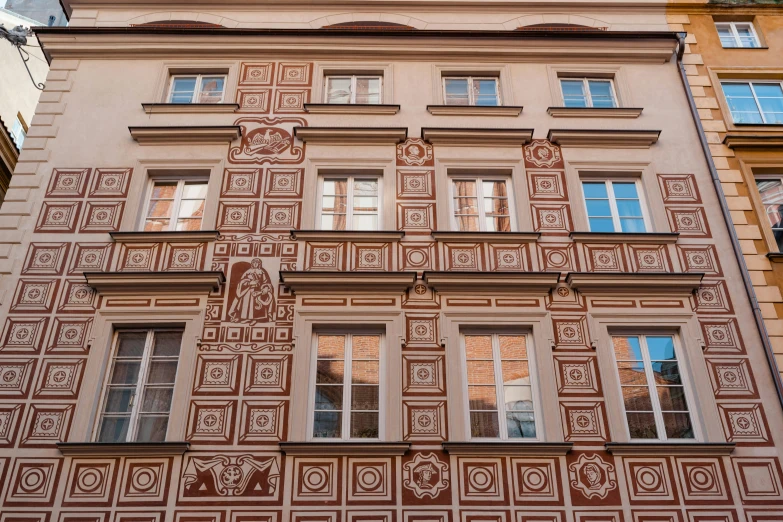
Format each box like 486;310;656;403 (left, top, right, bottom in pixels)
565;272;703;295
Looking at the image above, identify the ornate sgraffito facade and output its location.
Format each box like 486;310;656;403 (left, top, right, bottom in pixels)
0;1;782;520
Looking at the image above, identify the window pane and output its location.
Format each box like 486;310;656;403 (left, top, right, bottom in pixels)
147;361;178;384
326;77;352;104
756;179;783;251
623;386;654;411
651;361;682;385
588;80;616;108
474;79;499;106
445;78;470;105
153;331;183;357
506;411;536;438
646;336;676;360
723;82;763;123
502;360;529;384
618;362;648;385
350;412;379;438
176;218;202;231
146;200;173;219
589;218;616;232
469;385;498;410
620;218;646;233
582;182;608;198
663;412;694;439
755;83;783;123
315;385;343;410
104;388;135;413
110;362;141;384
352;361;379;385
467;361;495;384
627;412;658;439
98;416;130;442
182;183;208;199
313;411;342;438
351;386;379;410
470;411;500;438
658;386;689;411
178;199;205;219
735;24;759;48
586;199;612;217
170;77;196;103
353;214;378;231
353;335;380;358
318;335;345;358
561;80;587;107
199;76;225;103
505;385;534;412
151;183;177;199
355;77;381;104
612;182;639;199
716;25;737;47
316;360;345;384
465;335;493;359
117;332;147;357
141;388;173;413
499;335;527;359
144;219;170;232
613;336;644;360
136;416;168;442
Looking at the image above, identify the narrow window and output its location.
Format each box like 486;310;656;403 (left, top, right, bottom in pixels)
722;81;783;124
716;22;760;48
97;329;182;442
168;74;227;103
582;180;647;233
464;333;536;439
312;333;382;440
10;114;26;149
325;75;382;104
452;177;513;232
560;78;617;108
318;175;380;231
613;335;694;441
443;77;500;106
756;177;783;251
143;179;208;232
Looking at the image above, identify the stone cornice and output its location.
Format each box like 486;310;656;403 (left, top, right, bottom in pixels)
548;129;661;148
129;126;242;145
569;232;679;244
723;133;783;149
431;231;540;243
84;271;226;294
565;272;703;295
421;127;534;146
423;271;559;294
426;105;524;117
605;442;735;456
294;127;408;145
547;107;643;118
304;104;401;115
442;442;573;456
57;442;190;456
279;442;410;456
289;230;405;242
110;231;220;243
280;271;417;294
142;103;240;114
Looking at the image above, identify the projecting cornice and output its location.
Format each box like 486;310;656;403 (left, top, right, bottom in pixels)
84;271;226;294
547;107;643;118
423;271;559;294
565;272;703;295
129;126;242;145
723;133;783;149
421;128;533;146
304;104;401;115
280;271;417;294
142;103;240;114
294;127;408;145
427;105;523;117
548;129;661;148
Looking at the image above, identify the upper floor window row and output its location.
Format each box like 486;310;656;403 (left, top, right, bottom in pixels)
716;21;761;48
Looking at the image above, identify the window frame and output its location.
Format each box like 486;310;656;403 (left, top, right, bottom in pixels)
715;21;761;48
721;80;783;125
93;328;183;443
442;76;502;106
559;77;618;108
167;73;227;104
449;174;516;232
753;173;783;252
580;178;651;233
140;177;209;232
460;330;540;441
315;173;383;231
323;74;384;104
10;117;26;149
307;331;386;442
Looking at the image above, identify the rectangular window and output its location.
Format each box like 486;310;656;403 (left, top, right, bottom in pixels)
756;177;783;252
97;329;182;443
312;333;381;440
324;75;382;104
143;179;208;232
452;177;513;232
464;333;536;439
10;114;26;149
560;78;617;108
168;74;227;103
582;180;647;233
613;335;694;441
318;176;380;231
443;77;500;106
722;81;783;124
716;22;760;48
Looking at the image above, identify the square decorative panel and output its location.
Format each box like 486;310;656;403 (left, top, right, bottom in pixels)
238;400;287;443
240;63;275;85
35;201;81;232
89;168;132;198
46;168;91;198
397;170;436;200
264;168;304;199
0;317;49;354
277;63;312;86
222;169;262;198
274;89;310;113
261;201;301;230
10;279;59;313
22;243;70;275
238;89;271;113
217;202;259;232
79;202;124;232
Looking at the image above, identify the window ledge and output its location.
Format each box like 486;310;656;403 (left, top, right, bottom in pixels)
565;272;703;296
723;133;783;149
129;126;242;145
720;46;769;50
569;232;679;244
423;271;559;295
304;104;401;115
57;441;190;456
421;127;533;146
547;107;643;118
279;442;410;456
605;442;735;456
427;105;523;117
142;103;239;114
431;231;540;244
290;230;405;242
280;271;417;294
85;271;225;295
443;442;573;456
767;253;783;263
548;129;660;148
110;230;220;243
293;126;408;145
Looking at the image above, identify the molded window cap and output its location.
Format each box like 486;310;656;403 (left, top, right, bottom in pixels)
427;105;523;117
569;232;679;244
84;271;226;295
110;231;220;243
431;231;540;243
423;271;559;295
280;271;417;294
547;107;643;118
304;104;401;115
767;252;783;263
142;103;239;114
565;272;703;295
293;127;407;145
57;441;190;456
723;133;783;149
129;126;242;145
279;441;411;456
442;442;573;456
421;127;533;146
289;230;405;242
548;129;660;148
605;442;735;456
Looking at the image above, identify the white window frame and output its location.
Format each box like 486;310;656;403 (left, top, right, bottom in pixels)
308;331;385;441
323;74;384;104
721;80;783;125
754;174;783;252
559;78;618;108
316;174;382;231
10;117;26;149
93;328;182;443
442;76;502;106
461;331;540;441
715;22;760;48
610;333;697;442
141;177;209;232
167;74;227;104
449;175;516;232
580;179;651;233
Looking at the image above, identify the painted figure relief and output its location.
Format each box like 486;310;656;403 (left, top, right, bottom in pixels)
228;258;276;324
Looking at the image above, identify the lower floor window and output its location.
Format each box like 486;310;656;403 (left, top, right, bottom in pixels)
756;177;783;252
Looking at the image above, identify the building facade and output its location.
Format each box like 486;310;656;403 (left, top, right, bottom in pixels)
1;0;782;520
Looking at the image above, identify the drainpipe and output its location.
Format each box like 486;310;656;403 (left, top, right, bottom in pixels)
675;33;783;408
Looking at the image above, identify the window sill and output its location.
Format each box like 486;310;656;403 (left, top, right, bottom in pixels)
423;271;559;295
547;107;643;119
280;270;417;294
110;230;220;243
723;132;783;149
128;125;242;145
605;442;735;456
427;105;523;117
569;232;679;244
767;253;783;263
84;271;225;295
431;231;540;244
290;230;405;242
421;127;533;146
142;103;239;114
548;128;661;148
720;46;769;50
565;272;703;296
279;441;410;456
442;442;573;456
304;104;401;115
294;126;408;145
57;441;190;456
